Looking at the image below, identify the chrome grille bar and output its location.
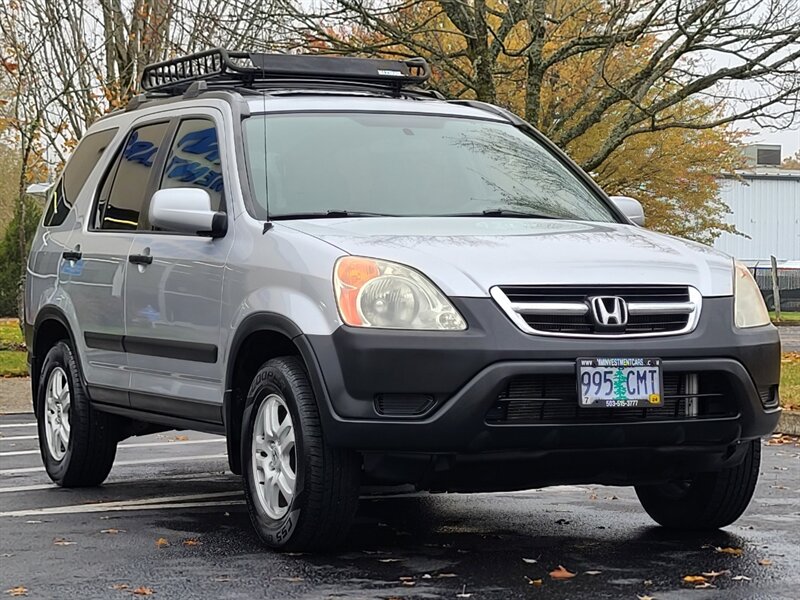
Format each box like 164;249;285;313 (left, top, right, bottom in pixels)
491;285;702;338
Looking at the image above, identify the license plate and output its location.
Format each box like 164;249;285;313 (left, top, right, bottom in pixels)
577;358;662;408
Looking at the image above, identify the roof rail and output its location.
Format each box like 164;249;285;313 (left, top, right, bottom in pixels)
140;48;432;97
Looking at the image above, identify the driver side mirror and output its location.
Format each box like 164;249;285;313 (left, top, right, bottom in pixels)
149;188;226;237
609;195;645;227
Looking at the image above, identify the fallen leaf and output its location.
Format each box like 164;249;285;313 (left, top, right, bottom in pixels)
715;546;743;556
422;574;432;579
524;577;543;587
437;573;457;578
101;528;125;534
155;537;169;548
555;518;570;525
131;587;155;596
549;565;576;580
5;587;27;597
24;521;42;524
682;575;707;584
694;582;716;589
182;538;201;547
110;583;129;590
377;558;403;562
522;558;538;564
212;576;232;582
637;596;655;600
276;577;303;583
53;538;75;546
766;434;797;446
758;558;772;566
701;570;730;578
732;575;752;581
401;581;415;587
173;435;189;441
643;580;653;586
585;570;602;575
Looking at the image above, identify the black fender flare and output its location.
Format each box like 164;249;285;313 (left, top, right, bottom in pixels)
223;312;331;474
30;307;86;411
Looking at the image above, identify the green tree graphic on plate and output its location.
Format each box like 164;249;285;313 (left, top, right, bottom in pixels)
612;368;628;400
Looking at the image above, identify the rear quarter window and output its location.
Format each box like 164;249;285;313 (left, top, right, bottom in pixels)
42;128;118;227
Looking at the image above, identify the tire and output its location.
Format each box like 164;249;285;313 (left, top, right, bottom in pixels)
241;356;361;551
635;440;761;529
36;341;118;487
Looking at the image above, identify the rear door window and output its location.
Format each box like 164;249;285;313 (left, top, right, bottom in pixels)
94;122;171;231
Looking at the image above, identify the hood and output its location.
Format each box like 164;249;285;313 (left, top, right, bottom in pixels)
279;217;734;298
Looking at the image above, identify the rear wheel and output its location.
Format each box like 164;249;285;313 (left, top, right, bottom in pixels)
241;356;361;551
635;440;761;529
36;341;118;486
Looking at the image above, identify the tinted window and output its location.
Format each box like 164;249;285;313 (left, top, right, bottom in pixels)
159;118;224;212
95;122;170;230
43;128;117;227
243;113;616;222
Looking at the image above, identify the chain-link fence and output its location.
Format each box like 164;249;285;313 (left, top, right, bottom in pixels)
750;266;800;312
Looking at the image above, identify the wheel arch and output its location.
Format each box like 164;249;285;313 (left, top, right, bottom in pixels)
31;307;83;414
224;312;327;475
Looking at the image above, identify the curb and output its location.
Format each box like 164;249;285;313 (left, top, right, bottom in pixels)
777;410;800;436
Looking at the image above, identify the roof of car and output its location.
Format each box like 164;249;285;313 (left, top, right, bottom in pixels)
243;94;507;121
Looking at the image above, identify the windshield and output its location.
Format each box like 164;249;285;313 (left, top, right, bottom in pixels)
242;112;617;222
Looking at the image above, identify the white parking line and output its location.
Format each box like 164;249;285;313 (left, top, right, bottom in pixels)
0;491;244;517
0;435;37;442
0;471;235;494
0;423;36;428
0;453;227;476
0;438;225;457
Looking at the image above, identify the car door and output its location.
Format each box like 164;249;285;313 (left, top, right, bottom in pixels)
59;121;171;404
125;113;232;424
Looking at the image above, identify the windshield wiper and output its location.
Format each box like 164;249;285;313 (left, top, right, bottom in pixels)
437;209;560;219
271;210;395;220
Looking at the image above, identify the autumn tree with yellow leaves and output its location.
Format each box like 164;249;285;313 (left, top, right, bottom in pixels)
290;0;800;242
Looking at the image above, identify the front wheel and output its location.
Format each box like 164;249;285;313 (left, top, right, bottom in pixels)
635;440;761;529
241;356;361;551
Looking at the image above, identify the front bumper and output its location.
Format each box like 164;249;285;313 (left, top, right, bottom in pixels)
302;296;781;454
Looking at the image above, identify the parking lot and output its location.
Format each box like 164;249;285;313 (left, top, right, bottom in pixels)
1;412;798;599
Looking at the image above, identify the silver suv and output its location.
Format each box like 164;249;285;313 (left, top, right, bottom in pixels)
25;49;781;551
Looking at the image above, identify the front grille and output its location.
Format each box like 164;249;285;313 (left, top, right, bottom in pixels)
486;372;737;424
491;285;701;337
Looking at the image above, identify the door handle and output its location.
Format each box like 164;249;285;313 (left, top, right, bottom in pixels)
129;254;153;265
62;250;82;261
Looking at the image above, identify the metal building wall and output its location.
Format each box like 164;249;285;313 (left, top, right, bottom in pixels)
712;175;800;261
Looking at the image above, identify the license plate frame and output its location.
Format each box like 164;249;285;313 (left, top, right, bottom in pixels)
577;358;663;408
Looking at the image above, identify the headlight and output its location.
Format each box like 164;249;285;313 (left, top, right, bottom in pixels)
734;261;770;328
334;256;467;330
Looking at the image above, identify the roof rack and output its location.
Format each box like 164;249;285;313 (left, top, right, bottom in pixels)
140;48;432;97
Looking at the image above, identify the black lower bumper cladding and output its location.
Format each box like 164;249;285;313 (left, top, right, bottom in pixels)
302;296;781;455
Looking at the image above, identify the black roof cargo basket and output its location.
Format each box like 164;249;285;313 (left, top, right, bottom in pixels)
140;48;432;97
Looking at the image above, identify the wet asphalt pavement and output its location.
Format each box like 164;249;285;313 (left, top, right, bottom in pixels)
778;326;800;352
1;414;798;599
